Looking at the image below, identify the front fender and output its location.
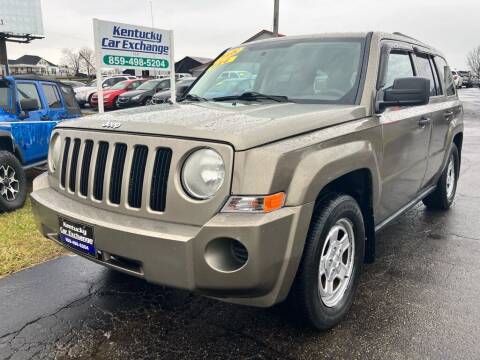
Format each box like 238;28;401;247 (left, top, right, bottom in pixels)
232;117;382;208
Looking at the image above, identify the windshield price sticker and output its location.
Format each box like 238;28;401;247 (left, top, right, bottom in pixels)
103;55;169;68
211;47;244;69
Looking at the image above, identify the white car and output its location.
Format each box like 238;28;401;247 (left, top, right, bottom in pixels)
451;71;463;89
74;75;137;107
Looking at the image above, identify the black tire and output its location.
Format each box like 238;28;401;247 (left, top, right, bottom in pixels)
289;193;365;330
143;97;152;106
0;151;27;212
423;143;460;210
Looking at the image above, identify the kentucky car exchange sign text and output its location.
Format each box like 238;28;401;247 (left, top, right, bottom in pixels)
93;19;172;71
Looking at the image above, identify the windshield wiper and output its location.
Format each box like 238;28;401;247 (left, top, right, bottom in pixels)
212;91;290;103
180;93;207;102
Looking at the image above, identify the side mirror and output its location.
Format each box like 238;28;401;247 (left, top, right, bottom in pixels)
20;98;40;112
102;83;109;88
378;77;430;111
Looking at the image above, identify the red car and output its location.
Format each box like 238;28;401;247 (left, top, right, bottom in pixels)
90;79;146;109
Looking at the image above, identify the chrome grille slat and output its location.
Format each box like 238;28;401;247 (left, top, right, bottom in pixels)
128;145;149;209
75;140;86;196
69;139;81;192
87;141;100;199
80;140;94;197
109;143;127;205
60;137;71;188
150;148;172;212
93;141;109;201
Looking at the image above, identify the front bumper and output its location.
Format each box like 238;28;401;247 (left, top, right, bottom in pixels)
31;175;313;307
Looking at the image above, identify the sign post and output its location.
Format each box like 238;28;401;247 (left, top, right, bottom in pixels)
92;19;175;113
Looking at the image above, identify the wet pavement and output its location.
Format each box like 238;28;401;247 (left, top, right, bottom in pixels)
1;89;480;359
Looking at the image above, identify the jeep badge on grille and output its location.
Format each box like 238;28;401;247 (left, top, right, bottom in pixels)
102;121;122;129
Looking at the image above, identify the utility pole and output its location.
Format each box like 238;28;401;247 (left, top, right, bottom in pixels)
273;0;279;37
0;36;8;75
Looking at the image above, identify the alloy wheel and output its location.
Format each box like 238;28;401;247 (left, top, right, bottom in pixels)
318;218;355;307
0;165;19;202
446;154;456;199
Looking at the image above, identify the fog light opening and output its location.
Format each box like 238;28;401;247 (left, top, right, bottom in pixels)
205;238;248;273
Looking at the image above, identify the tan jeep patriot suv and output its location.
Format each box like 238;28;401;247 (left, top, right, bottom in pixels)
31;32;463;330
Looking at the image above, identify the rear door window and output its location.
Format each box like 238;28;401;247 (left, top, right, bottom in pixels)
415;54;437;96
41;83;63;108
384;52;415;89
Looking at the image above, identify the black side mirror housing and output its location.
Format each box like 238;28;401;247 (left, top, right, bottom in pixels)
378;77;430;111
20;98;40;112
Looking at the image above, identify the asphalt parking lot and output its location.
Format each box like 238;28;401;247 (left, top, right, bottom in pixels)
1;89;480;360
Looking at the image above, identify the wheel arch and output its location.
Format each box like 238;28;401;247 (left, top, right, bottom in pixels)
312;168;376;264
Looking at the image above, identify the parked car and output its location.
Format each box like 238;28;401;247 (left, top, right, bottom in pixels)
175;73;193;80
61;80;85;89
116;78;171;107
31;32;463;330
151;78;197;104
90;79;146;109
74;75;137;107
0;75;81;211
451;70;462;88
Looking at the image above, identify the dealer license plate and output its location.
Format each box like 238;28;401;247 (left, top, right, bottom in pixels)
58;217;96;257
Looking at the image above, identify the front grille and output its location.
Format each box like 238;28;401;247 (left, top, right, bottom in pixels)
58;136;172;213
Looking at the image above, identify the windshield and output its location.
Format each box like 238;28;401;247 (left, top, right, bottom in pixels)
137;80;161;90
188;38;365;103
0;83;11;113
110;80;129;90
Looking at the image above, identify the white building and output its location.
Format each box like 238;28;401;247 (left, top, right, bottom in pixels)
7;55;72;77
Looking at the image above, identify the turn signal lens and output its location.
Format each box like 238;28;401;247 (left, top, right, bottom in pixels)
222;192;286;213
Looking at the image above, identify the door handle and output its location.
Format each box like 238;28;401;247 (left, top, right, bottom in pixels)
418;116;431;127
444;111;454;118
41;115;50;120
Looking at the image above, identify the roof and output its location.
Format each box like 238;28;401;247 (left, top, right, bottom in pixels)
187;56;212;64
7;55;57;67
243;29;285;44
239;32;441;55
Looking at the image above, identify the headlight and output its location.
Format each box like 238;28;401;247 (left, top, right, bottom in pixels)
132;95;141;101
48;133;62;173
181;148;225;199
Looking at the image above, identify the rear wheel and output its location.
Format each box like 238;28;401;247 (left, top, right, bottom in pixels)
0;151;27;212
289;193;365;330
423;143;459;210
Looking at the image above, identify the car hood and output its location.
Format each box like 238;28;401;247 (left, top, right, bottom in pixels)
58;102;367;151
120;89;150;98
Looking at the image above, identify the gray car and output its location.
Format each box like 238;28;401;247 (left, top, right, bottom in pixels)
116;79;171;107
31;32;463;330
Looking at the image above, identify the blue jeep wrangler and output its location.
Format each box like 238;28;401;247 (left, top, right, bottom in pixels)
0;76;81;211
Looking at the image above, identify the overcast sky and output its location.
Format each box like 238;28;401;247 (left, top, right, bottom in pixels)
6;0;479;69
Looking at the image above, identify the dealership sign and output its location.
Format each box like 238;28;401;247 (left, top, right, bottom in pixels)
93;19;172;71
0;0;44;36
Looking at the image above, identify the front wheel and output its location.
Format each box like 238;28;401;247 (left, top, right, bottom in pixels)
0;151;27;212
289;193;365;330
423;143;459;210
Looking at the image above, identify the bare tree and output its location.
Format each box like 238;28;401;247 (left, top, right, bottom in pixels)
61;49;82;76
79;47;96;79
467;46;480;79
